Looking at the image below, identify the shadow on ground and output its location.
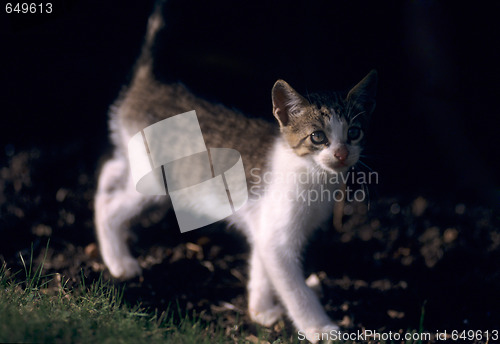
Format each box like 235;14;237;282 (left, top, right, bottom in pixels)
0;144;499;341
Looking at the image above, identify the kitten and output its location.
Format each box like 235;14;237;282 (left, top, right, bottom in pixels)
94;3;377;342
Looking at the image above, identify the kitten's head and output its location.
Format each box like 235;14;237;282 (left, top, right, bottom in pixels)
272;70;377;173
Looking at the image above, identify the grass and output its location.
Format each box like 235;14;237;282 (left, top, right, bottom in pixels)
0;244;426;344
0;245;289;344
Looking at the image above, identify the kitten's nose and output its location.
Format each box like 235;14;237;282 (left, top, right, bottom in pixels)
334;145;349;162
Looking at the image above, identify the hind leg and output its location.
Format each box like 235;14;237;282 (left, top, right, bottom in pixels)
94;155;165;279
248;247;284;326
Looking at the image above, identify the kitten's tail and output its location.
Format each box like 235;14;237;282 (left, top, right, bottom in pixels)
132;1;166;84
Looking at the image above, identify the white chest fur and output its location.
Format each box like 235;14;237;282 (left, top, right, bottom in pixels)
248;139;340;238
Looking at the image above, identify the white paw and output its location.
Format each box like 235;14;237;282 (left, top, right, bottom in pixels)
107;256;142;280
249;304;284;327
301;324;340;344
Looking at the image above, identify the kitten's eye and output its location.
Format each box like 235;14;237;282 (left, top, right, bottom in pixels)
347;127;362;141
310;131;328;144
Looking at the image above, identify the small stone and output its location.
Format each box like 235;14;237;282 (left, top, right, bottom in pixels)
343;204;354;215
412;196;428;217
455;203;466;215
339;315;352;327
390;203;400;215
443;228;458;243
306;273;323;296
387;309;405;319
32;224;52;237
306;273;321;288
55;188;69;202
84;243;99;259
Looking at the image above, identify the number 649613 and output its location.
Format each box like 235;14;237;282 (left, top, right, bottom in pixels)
6;3;52;14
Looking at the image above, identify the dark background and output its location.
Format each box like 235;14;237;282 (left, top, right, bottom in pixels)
2;0;499;207
1;0;500;336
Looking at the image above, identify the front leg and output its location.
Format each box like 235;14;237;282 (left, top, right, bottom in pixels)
255;226;338;341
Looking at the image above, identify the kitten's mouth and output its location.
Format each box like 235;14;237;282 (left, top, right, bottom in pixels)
326;162;351;173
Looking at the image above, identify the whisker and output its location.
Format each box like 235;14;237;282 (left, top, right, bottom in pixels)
359;153;386;160
349;111;366;124
357;159;374;172
305;88;312;104
352;164;371;211
363;178;371;210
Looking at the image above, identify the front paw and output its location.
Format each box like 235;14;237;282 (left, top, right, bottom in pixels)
249;304;284;327
300;324;340;344
107;256;142;280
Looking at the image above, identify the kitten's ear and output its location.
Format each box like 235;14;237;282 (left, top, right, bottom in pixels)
272;80;310;127
346;69;378;115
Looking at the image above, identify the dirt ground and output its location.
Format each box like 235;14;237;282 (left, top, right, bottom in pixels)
1;144;499;341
